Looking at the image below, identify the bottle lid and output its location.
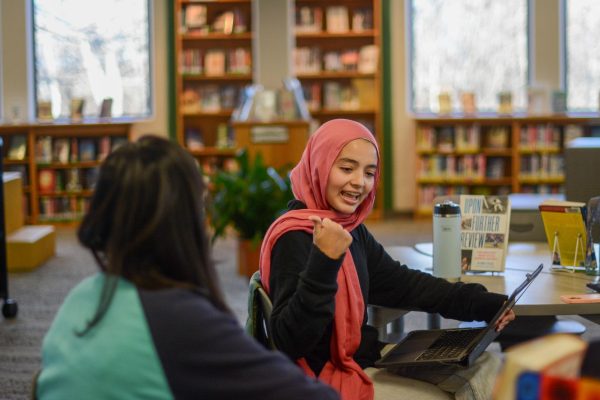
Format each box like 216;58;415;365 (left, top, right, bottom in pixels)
434;200;461;216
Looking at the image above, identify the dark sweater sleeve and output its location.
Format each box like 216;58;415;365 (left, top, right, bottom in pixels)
360;227;507;323
269;230;343;360
138;288;339;400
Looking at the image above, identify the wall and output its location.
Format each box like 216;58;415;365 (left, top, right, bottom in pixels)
0;0;168;139
390;0;561;212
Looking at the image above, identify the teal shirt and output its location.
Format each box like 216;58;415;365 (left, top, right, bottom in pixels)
37;274;172;399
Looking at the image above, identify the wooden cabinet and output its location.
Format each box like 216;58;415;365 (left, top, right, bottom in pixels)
0;122;131;224
232;121;310;169
174;0;253;173
414;115;600;216
293;0;383;215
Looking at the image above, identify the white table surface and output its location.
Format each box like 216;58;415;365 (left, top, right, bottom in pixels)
386;244;600;318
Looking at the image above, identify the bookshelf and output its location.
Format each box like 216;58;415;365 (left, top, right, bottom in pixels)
174;0;253;174
0;122;132;224
414;115;600;216
293;0;383;215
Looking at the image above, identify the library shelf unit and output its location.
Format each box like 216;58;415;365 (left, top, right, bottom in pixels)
293;0;383;216
414;114;600;216
0;122;132;224
174;0;253;174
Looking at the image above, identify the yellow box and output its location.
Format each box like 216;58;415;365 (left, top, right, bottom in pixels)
3;172;24;234
7;226;56;272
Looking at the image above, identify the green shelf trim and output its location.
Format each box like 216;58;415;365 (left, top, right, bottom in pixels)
381;0;393;211
167;0;176;141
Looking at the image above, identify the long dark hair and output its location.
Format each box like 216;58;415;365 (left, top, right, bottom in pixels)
77;135;230;334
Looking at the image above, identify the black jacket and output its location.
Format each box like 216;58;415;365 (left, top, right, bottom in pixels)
269;200;507;375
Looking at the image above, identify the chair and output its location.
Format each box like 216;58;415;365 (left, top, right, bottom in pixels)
245;271;276;350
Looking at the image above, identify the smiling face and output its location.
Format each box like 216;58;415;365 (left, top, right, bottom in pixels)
326;139;378;215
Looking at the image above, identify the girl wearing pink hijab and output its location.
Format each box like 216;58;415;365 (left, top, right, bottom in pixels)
259;119;513;400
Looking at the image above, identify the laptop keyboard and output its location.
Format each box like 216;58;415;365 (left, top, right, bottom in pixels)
416;328;484;361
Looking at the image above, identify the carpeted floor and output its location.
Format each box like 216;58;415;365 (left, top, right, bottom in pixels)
1;218;599;399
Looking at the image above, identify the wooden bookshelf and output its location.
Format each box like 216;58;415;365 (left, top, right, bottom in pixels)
174;0;253;175
0;122;132;224
293;0;383;217
413;114;600;216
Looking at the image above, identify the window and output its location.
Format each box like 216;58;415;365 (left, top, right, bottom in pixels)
32;0;151;119
409;0;528;113
565;0;600;112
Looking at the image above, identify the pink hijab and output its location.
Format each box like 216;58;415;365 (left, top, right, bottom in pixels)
259;119;380;400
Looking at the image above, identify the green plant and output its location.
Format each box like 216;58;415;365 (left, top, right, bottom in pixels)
208;149;293;245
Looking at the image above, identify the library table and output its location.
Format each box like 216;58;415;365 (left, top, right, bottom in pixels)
373;243;600;347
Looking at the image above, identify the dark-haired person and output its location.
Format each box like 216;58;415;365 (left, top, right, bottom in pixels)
37;136;339;400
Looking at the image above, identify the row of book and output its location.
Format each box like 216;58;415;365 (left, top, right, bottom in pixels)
180;5;248;35
302;79;376;112
416;185;511;212
38;168;99;194
295;5;373;34
35;136;127;164
417;154;495;181
519;124;583;151
519;184;563;194
185;124;235;151
180;47;251;76
416;126;511;153
181;85;240;113
38;196;90;222
294;45;378;74
519;154;564;179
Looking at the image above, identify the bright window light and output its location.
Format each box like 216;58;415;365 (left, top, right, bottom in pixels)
409;0;528;113
32;0;151;119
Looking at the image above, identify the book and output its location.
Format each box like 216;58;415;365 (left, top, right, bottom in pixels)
494;334;588;400
358;45;379;74
53;138;70;164
79;139;97;162
437;92;452;114
37;101;53;122
204;49;226;76
325;6;349;33
539;200;595;270
66;169;82;192
497;91;513;115
35;136;53;163
70;98;85;121
7;135;27;160
98;136;111;161
70;138;79;162
184;4;207;30
99;98;113;119
38;169;56;194
461;92;476;115
460;194;511;272
295;6;323;33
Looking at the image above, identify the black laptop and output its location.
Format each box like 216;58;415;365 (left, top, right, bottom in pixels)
375;264;543;369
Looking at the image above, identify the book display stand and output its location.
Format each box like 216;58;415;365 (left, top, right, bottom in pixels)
550;231;585;273
584;196;600;276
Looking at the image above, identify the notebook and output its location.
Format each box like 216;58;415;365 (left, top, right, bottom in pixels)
374;264;544;369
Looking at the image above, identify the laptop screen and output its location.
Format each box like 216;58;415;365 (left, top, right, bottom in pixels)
485;263;543;330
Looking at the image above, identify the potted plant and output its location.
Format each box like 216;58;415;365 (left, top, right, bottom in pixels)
208;149;293;277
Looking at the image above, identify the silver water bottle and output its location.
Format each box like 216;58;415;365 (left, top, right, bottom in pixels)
433;200;462;282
